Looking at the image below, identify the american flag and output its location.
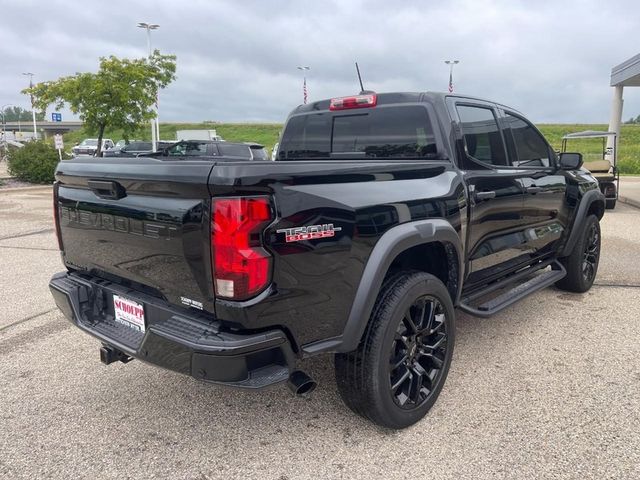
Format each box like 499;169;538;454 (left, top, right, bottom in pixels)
448;71;454;93
303;77;308;104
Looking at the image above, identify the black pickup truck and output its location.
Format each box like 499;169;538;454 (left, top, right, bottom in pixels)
49;92;604;429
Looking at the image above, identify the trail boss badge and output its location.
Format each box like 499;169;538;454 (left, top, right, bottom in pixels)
277;224;342;243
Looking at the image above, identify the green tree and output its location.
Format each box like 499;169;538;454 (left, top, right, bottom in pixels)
1;106;44;122
24;50;176;156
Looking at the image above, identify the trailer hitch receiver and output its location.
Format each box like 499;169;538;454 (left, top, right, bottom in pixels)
100;344;133;365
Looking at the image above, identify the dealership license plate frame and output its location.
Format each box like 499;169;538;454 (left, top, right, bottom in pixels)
113;294;146;333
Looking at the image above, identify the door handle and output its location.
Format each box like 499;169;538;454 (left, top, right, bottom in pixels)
474;190;496;201
87;180;126;200
526;186;543;194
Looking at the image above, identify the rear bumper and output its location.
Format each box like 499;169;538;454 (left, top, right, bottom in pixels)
49;272;296;389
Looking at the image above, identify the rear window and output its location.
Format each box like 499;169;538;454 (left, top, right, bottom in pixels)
125;142;152;151
167;141;209;156
278;106;438;160
250;147;268;160
219;143;251;158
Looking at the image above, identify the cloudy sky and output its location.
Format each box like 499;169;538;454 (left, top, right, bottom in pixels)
1;0;639;124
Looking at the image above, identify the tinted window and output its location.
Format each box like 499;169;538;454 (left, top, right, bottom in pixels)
167;142;209;156
332;107;437;158
456;105;507;167
219;143;251;158
279;106;437;160
250;147;268;160
124;142;152;151
504;113;551;167
279;113;331;159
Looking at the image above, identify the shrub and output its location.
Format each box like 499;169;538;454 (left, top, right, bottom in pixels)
7;140;67;184
619;158;640;175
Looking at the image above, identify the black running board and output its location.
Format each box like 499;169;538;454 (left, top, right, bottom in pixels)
458;261;566;318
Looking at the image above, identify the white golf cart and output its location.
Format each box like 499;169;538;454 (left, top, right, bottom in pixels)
561;130;619;209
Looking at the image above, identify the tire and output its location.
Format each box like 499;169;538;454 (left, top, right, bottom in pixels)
335;271;455;429
605;198;616;209
555;214;601;293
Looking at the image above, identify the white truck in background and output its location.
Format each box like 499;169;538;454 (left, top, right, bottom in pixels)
175;129;223;141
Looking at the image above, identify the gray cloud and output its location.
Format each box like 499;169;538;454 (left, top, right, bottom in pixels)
1;0;639;123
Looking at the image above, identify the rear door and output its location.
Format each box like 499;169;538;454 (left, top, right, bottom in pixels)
499;110;568;257
449;100;531;283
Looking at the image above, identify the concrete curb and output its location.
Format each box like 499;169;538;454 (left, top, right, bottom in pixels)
619;195;640;210
0;185;53;195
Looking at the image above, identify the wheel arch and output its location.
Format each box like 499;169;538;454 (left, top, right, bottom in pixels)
333;219;463;354
560;188;605;257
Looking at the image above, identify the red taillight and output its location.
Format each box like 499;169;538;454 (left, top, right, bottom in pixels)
53;184;63;251
211;196;273;300
329;94;377;111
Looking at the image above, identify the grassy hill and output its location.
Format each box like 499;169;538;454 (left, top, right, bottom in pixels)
537;124;640;174
62;122;640;174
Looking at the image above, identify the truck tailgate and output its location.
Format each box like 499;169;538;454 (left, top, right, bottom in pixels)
55;157;216;312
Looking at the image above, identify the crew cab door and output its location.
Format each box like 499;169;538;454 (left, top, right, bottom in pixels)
499;109;568;258
450;101;532;283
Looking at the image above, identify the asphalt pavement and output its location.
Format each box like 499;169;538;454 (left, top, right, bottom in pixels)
1;187;639;480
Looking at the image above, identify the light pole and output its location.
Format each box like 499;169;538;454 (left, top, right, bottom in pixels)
1;104;16;149
22;73;38;140
138;22;160;151
1;104;16;128
297;66;310;104
444;60;459;93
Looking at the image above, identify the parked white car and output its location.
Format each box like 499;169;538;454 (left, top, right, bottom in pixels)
71;138;114;156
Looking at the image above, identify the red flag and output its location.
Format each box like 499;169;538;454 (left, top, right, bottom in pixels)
303;77;308;104
448;71;454;93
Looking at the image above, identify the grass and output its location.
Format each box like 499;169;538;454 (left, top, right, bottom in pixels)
537;124;640;175
62;122;640;174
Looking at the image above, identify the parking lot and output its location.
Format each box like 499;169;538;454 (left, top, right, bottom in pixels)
1;186;639;480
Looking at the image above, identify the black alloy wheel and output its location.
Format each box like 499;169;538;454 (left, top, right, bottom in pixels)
335;271;455;429
582;222;600;283
389;295;448;409
555;214;601;293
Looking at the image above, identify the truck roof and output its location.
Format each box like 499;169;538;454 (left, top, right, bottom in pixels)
290;91;522;116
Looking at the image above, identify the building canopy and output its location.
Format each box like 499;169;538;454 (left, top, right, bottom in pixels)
611;53;640;86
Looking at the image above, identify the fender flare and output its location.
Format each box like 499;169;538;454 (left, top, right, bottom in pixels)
560;188;605;257
302;219;464;355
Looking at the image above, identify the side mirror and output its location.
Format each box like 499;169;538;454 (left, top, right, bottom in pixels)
558;152;583;170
